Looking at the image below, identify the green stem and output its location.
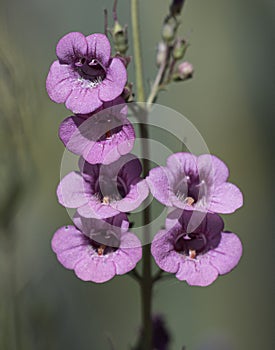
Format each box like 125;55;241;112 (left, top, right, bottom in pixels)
131;2;152;348
131;0;145;102
139;111;153;350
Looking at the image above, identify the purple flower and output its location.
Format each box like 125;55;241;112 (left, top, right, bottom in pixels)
146;152;243;214
51;213;142;283
57;154;149;219
46;32;127;114
59;98;135;165
151;210;242;286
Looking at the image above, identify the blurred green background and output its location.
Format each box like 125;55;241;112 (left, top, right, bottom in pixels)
0;0;274;349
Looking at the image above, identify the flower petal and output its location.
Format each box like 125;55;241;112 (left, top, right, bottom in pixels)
208;182;243;214
46;61;75;103
65;85;103;114
176;260;219;286
198;154;229;185
56;32;88;64
166;152;198;178
99;58;127;102
112;179;149;212
51;225;88;254
59;116;90;155
151;230;180;274
82;121;135;165
113;233;142;275
86;33;111;67
57;172;92;208
74;256;116;283
56;246;89;269
146;166;173;206
208;232;242;275
77;200;120;219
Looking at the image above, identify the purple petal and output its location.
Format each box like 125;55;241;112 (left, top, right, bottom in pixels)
198;155;229;185
208;232;242;275
151;230;180;274
113;233;142;274
59;116;90;154
73;212;129;235
46;61;75;103
65;85;103;114
82;122;135;165
208;182;243;214
77;200;120;219
57;172;91;208
117;123;136;155
176;260;219;286
86;33;111;67
166;152;198;177
56;246;89;269
120;157;142;184
146;166;173;206
112;179;149;212
51;226;90;269
56;32;88;64
99;58;127;102
51;225;88;253
74;256;116;283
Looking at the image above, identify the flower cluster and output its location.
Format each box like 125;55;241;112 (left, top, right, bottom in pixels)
47;31;243;287
48;32;146;282
147;153;243;286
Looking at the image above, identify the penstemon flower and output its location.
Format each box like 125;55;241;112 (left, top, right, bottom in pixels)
57;154;149;219
46;32;127;114
146;152;243;214
46;1;244;347
52;213;142;283
151;210;242;286
59;98;135;165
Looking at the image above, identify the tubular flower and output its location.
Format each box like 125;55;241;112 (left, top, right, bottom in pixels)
146;152;243;214
151;210;242;286
52;213;142;283
57;154;149;219
46;32;127;114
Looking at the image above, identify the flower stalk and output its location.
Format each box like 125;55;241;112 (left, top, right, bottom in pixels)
131;0;145;102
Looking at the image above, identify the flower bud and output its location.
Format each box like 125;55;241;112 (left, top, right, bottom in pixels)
170;0;185;16
122;83;134;102
156;41;167;67
178;61;193;77
162;16;178;42
172;38;186;60
173;61;193;81
111;21;128;55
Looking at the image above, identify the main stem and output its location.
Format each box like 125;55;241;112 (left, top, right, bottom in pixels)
139;115;152;350
131;1;152;349
131;0;145;102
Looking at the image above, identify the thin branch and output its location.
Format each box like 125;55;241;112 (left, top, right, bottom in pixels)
146;44;169;108
113;0;118;21
104;9;108;36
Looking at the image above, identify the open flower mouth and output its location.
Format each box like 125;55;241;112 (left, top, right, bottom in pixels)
174;172;207;206
94;175;129;204
89;230;120;256
174;231;208;258
75;57;106;85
